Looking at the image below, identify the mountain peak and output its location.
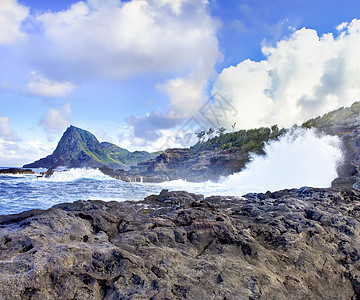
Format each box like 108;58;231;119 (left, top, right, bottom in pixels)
23;126;155;169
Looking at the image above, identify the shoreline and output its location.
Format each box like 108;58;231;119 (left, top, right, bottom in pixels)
1;187;360;299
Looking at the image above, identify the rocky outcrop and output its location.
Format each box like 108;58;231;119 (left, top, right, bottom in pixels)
121;127;284;183
303;102;360;188
130;147;250;182
0;168;34;175
1;188;360;299
23;126;156;170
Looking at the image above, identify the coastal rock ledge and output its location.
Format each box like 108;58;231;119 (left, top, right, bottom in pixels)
1;188;360;299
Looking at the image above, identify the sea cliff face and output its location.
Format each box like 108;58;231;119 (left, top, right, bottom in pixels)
21;102;360;186
101;127;284;183
1;188;360;299
303;102;360;188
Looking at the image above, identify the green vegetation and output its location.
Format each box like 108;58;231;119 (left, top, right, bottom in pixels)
101;142;159;166
301;101;360;136
195;130;206;143
191;125;285;154
51;126;158;168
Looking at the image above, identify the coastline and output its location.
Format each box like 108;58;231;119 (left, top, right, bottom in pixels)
1;188;359;299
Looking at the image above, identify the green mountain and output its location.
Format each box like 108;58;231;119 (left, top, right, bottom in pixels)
23;126;157;169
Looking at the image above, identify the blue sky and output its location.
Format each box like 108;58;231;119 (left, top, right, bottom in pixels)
1;0;360;166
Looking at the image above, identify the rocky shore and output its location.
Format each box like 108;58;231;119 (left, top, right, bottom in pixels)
1;188;360;299
0;168;34;175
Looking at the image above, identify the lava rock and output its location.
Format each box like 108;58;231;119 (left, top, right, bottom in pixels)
0;188;360;299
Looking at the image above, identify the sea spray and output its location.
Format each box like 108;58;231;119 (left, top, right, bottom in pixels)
218;127;342;194
160;128;343;195
0;129;343;215
37;168;115;182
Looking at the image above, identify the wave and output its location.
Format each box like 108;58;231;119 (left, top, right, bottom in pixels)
160;128;342;196
37;168;115;182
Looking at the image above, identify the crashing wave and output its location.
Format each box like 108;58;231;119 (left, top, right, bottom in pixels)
37;168;114;182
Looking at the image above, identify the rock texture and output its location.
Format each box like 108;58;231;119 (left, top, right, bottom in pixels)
127;148;250;182
1;188;360;299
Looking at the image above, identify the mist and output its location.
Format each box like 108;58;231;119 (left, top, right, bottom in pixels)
162;128;343;195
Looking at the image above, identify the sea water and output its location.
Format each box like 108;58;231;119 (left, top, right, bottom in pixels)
0;128;343;215
0;169;165;215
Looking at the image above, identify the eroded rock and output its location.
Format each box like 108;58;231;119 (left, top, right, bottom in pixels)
0;188;360;299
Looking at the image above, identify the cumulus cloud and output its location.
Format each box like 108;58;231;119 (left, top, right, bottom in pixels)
35;0;220;125
157;73;211;117
213;19;360;129
127;111;183;142
40;103;72;134
0;137;55;167
27;0;220;81
1;0;220;147
117;125;196;152
0;0;29;45
25;72;76;98
0;115;19;141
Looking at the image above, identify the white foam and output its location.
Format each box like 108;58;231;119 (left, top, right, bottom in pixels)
159;128;343;196
38;168;114;182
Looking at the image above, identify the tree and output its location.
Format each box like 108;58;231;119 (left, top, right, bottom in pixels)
207;127;215;137
271;124;279;133
217;127;226;136
195;130;206;142
231;122;237;132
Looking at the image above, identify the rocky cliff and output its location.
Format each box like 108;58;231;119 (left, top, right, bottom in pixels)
1;188;360;299
23;126;156;169
111;101;360;185
303;101;360;188
103;127;285;183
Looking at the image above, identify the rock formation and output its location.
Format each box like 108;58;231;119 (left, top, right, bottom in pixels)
21;102;360;187
103;127;285;182
303;101;360;188
0;168;34;175
1;188;360;299
23;126;157;170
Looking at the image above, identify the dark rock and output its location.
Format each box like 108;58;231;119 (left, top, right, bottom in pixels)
1;188;360;299
0;168;34;175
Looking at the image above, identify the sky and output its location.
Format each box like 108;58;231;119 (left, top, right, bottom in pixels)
1;0;360;167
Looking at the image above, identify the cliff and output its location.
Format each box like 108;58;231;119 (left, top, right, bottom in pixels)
1;188;360;299
107;102;360;185
302;101;360;188
104;126;285;182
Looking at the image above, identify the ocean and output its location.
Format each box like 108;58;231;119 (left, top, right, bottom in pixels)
0;168;161;215
0;128;344;216
0;168;231;215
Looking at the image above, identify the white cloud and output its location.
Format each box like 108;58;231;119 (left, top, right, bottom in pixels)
25;71;76;98
0;137;55;167
337;22;348;32
157;74;210;116
213;19;360;129
29;0;220;81
0;0;29;45
0;115;18;141
40;103;72;134
117;126;196;152
1;0;221;147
